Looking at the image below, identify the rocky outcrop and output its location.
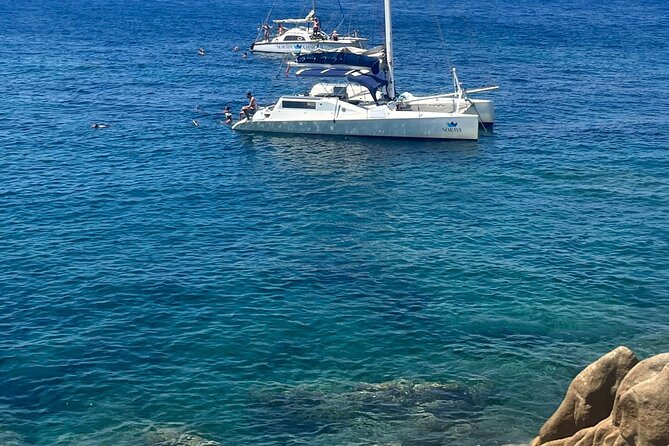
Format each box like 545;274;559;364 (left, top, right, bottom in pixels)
615;360;669;446
533;346;639;444
531;347;669;446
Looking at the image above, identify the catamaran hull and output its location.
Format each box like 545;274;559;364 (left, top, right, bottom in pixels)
233;115;478;140
401;99;494;126
251;39;365;54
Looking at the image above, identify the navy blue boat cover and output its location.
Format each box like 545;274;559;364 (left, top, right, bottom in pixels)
296;52;381;74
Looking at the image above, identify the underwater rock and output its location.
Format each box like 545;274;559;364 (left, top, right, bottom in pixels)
252;378;490;444
144;426;220;446
0;430;27;446
531;347;669;446
350;379;487;419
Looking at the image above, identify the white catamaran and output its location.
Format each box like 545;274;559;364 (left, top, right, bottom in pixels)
250;7;367;55
234;0;481;140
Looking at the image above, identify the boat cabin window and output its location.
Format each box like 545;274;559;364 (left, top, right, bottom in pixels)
332;86;347;98
282;100;317;109
283;36;306;41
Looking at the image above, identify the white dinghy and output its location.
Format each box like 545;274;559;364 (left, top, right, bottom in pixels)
234;0;479;140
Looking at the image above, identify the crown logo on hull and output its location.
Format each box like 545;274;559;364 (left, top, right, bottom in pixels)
447;121;458;128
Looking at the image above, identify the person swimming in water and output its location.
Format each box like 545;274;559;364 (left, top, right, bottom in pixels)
224;106;233;124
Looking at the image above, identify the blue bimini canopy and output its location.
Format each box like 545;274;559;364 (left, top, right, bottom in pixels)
346;71;387;99
296;52;381;75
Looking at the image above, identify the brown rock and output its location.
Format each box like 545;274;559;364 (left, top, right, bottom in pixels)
541;439;569;446
611;353;669;426
588;418;628;446
542;418;628;446
616;363;669;446
537;346;639;444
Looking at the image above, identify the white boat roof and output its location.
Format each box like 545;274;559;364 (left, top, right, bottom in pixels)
273;18;313;24
273;10;316;24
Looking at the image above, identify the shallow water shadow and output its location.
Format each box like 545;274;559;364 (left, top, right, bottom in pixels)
249;378;493;444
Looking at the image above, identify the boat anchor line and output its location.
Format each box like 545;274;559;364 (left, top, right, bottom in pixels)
466;99;490;134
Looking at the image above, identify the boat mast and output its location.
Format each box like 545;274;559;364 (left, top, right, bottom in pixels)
383;0;396;100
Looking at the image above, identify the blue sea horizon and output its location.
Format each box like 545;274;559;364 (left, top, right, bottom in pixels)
0;0;668;444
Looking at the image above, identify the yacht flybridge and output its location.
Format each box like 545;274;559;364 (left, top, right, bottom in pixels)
234;0;482;140
250;10;366;54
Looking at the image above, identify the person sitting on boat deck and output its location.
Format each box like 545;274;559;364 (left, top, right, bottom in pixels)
262;23;271;41
331;29;339;41
224;106;233;124
240;91;258;120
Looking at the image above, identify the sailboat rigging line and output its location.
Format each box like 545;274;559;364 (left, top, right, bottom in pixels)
275;55;290;79
429;0;454;72
258;0;278;42
336;0;345;21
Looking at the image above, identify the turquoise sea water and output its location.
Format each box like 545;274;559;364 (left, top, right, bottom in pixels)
1;0;668;444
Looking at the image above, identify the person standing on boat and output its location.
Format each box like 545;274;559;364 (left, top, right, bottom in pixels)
262;23;271;41
312;17;320;37
278;23;285;35
331;29;339;41
240;91;257;120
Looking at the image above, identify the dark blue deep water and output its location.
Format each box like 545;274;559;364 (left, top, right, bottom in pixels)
1;0;668;444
